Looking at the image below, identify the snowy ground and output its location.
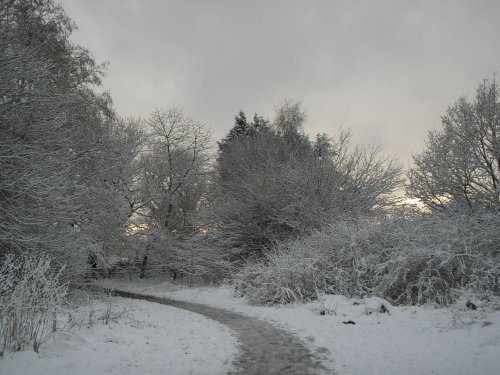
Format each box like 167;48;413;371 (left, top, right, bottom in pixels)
0;293;237;375
98;277;500;375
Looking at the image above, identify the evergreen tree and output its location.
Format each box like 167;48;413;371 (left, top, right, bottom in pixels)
218;110;271;152
313;133;335;158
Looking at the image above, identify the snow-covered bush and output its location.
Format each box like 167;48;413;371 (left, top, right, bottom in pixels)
236;219;390;304
236;213;499;305
377;213;500;304
0;253;67;354
235;248;325;304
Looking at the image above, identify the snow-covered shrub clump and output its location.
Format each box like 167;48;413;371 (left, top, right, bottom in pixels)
377;213;499;304
236;219;388;305
0;253;67;354
237;214;499;305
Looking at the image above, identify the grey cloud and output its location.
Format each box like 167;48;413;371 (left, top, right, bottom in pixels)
61;0;500;161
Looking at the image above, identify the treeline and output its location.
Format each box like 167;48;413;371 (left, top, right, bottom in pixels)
1;1;499;352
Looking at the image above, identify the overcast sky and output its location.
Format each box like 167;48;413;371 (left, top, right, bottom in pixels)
60;0;500;165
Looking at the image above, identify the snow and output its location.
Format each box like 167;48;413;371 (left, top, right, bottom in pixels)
3;276;498;375
0;296;237;375
98;277;500;375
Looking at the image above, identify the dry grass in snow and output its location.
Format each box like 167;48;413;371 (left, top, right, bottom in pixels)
0;293;237;375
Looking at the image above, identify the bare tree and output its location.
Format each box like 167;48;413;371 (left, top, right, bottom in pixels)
0;7;97;270
137;108;212;277
408;78;500;213
273;100;306;137
0;0;144;276
322;129;404;216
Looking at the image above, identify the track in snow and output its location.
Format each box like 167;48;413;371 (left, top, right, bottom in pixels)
111;289;332;375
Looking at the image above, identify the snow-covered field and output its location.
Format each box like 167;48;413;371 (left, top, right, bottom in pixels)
0;294;237;375
98;277;500;375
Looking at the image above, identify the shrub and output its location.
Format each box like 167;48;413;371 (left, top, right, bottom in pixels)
236;219;386;304
377;213;500;304
0;253;67;354
236;213;500;305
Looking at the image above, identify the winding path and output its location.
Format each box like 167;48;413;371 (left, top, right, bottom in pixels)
111;289;330;375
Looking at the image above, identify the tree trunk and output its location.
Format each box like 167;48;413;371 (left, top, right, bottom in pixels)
164;203;173;228
88;252;98;279
139;246;149;278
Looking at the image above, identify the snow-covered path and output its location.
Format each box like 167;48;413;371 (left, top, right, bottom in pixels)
98;279;500;375
112;289;329;375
